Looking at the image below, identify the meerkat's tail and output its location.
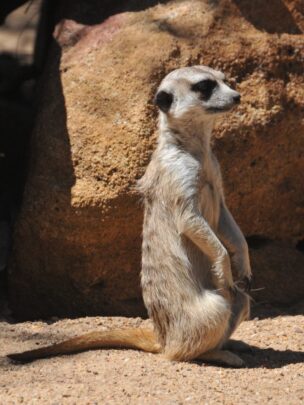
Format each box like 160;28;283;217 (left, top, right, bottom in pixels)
8;327;161;363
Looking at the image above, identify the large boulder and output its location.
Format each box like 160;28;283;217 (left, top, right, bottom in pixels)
9;0;304;319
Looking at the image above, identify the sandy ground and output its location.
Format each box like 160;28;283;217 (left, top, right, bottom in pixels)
0;307;303;405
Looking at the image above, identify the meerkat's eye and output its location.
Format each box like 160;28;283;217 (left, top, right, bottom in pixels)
191;79;217;101
223;78;236;89
154;90;173;113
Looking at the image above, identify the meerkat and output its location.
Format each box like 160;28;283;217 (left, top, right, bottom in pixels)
8;66;252;367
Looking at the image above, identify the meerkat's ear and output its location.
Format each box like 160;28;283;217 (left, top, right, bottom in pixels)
154;90;173;113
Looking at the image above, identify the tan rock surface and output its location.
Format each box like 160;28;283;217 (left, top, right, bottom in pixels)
1;312;304;404
9;0;304;318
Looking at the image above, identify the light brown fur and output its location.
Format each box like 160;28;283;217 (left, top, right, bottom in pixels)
8;66;251;367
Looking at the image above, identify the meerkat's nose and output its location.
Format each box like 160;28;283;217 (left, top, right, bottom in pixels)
233;94;241;104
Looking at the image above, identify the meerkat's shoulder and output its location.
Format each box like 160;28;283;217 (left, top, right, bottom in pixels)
139;143;200;201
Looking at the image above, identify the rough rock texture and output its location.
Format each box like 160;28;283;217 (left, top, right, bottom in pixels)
9;0;304;318
1;311;304;404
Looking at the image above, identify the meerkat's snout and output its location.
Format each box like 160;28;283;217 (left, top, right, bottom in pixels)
203;84;241;115
233;93;241;104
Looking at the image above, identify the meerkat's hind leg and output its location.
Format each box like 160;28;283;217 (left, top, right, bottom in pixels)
223;339;253;353
197;349;245;368
224;288;250;339
220;290;252;354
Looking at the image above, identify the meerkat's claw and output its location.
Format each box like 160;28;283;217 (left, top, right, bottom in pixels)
236;276;252;292
229;284;238;296
243;276;252;292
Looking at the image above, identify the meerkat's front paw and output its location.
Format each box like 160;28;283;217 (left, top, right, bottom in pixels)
231;251;252;289
233;262;252;292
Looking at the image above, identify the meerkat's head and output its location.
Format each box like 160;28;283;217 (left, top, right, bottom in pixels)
154;66;240;123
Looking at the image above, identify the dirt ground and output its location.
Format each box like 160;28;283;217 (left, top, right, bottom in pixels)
0;305;303;405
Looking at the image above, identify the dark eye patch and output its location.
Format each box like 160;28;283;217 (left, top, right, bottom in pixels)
191;79;217;101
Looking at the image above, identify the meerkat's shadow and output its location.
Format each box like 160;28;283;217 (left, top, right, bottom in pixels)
242;345;304;369
195;344;304;369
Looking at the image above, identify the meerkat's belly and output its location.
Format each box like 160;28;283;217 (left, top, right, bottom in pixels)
199;181;221;230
